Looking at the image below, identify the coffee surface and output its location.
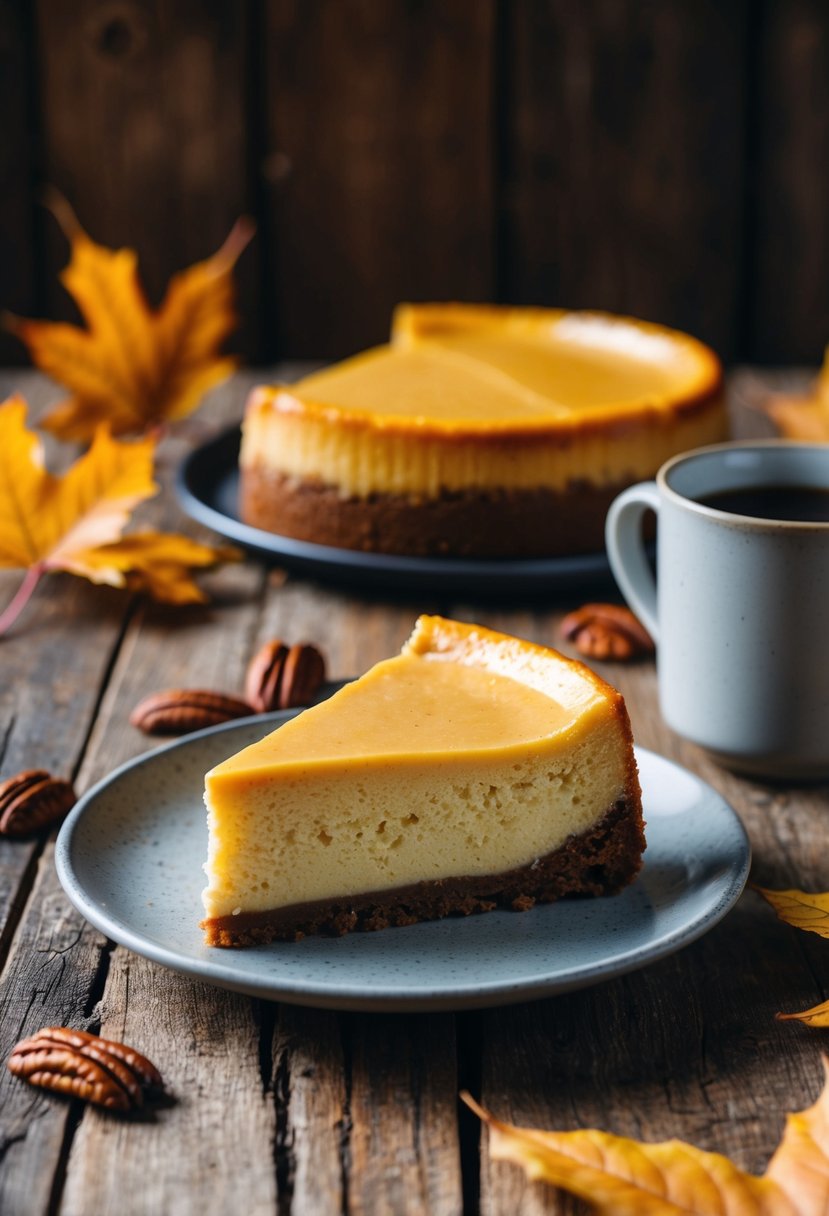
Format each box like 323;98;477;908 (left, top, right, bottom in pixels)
698;484;829;522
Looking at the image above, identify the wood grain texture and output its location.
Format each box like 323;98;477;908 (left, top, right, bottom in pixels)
261;0;496;358
270;1006;346;1212
45;440;274;1213
751;0;829;361
498;0;747;359
346;1014;463;1216
8;4;829;364
0;0;36;364
10;2;829;364
32;0;258;354
60;954;279;1216
0;372;265;1216
0;372;134;971
0;844;111;1216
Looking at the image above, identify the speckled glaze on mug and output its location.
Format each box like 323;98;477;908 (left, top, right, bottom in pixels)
606;442;829;779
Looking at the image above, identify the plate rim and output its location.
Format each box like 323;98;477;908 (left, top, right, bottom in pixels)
174;425;615;586
55;716;751;1012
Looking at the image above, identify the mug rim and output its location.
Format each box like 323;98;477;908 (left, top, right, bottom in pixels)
656;439;829;530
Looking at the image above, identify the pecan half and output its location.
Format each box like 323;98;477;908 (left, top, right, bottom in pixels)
245;641;327;712
7;1026;163;1112
560;603;654;661
130;689;253;735
245;640;289;712
0;770;76;838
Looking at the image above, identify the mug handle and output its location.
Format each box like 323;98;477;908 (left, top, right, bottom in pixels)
605;481;660;643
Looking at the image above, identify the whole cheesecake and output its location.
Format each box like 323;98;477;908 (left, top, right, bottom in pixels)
201;616;645;946
239;304;725;558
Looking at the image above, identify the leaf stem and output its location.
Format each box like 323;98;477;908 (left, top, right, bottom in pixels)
0;564;45;637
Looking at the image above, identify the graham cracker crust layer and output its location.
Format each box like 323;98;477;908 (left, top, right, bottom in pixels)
239;467;628;559
202;799;646;947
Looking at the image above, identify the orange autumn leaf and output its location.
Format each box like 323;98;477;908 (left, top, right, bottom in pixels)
4;194;253;440
764;350;829;441
463;1061;829;1214
0;396;238;633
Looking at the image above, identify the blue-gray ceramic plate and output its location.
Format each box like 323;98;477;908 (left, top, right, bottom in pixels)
56;715;750;1012
175;426;616;595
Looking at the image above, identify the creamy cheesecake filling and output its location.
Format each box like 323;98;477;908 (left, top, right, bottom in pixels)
203;716;628;919
240;390;725;499
203;797;641;944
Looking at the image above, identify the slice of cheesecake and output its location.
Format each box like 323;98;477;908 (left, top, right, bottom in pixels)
201;617;645;946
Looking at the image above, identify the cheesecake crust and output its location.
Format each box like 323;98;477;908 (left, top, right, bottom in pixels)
240;467;629;558
201;797;646;947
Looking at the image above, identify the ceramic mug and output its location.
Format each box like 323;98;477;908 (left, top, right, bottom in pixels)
605;441;829;779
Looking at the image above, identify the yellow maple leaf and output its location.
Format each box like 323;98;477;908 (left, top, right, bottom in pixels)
777;1001;829;1029
77;533;240;605
764;349;829;441
0;396;238;634
753;887;829;940
754;887;829;1025
463;1061;829;1214
4;194;254;440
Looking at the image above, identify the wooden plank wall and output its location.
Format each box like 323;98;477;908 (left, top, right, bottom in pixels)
1;0;828;365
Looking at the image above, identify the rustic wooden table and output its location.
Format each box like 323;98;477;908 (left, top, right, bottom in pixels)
1;368;827;1216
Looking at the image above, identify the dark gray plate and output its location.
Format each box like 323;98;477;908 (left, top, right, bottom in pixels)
55;714;750;1012
175;426;616;595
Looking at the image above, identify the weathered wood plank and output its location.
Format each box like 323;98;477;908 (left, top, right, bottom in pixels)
346;1014;463;1216
0;373;135;966
262;0;496;358
46;540;269;1213
271;1006;346;1213
61;953;279;1216
499;0;747;359
752;0;829;362
0;372;264;1212
0;846;111;1216
0;574;129;951
33;0;258;355
0;0;37;365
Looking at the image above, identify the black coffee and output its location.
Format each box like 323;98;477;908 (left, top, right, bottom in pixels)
697;485;829;522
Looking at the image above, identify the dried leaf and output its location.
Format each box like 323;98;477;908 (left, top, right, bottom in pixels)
765;1059;829;1212
753;887;829;940
754;888;829;1028
77;533;240;604
764;349;829;441
766;397;829;442
0;397;238;632
464;1063;829;1215
5;194;253;440
777;1001;829;1029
